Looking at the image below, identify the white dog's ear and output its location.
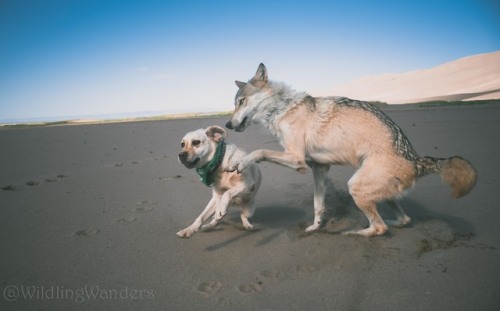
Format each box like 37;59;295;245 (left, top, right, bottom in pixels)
253;63;268;82
235;80;246;89
205;125;227;142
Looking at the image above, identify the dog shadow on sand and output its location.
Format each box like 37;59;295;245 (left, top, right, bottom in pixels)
204;178;475;254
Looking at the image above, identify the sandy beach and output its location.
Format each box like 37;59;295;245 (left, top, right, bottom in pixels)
1;103;499;310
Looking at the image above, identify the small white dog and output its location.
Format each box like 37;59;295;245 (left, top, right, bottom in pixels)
177;125;262;238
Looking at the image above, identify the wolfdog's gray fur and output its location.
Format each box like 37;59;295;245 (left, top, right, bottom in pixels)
225;63;477;236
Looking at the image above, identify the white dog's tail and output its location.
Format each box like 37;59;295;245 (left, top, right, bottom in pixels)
417;156;477;198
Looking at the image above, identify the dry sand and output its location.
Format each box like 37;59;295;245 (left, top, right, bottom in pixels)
1;104;499;310
328;51;500;104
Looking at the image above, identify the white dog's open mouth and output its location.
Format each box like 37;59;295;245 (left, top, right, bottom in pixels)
181;157;199;169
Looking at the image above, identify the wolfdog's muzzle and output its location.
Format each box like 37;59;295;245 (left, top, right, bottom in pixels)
225;117;248;132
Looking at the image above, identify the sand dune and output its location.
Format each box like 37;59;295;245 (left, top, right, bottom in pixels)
329;51;500;104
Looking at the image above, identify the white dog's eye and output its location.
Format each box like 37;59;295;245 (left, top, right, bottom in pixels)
192;140;201;147
181;142;185;148
239;98;245;106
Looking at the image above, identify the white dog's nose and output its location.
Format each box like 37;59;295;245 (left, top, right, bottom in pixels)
178;151;188;162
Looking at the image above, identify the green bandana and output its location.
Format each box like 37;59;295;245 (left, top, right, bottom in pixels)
196;140;226;186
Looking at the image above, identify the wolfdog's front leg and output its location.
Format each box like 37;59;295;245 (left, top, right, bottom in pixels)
305;163;330;233
228;149;307;173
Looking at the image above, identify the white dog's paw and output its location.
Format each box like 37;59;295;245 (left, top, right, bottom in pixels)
177;227;196;238
243;222;255;231
241;217;255;231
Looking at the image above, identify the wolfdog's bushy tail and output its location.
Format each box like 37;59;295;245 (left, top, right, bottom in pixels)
417;156;477;198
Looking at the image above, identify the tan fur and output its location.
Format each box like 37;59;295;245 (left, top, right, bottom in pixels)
177;126;261;238
225;64;477;237
440;156;477;198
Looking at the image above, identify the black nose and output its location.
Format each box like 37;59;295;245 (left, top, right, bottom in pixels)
178;151;188;161
225;121;233;129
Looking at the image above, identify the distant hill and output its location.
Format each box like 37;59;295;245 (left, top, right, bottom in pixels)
329;51;500;104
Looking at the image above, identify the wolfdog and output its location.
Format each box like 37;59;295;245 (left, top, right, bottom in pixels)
225;64;477;236
177;125;261;238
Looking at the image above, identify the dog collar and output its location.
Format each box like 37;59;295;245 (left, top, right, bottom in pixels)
196;140;226;186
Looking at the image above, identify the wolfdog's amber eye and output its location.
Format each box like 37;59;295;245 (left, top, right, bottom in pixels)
192;140;200;146
239;98;245;106
181;142;185;148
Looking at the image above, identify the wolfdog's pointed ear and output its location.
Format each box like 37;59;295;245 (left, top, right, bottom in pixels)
205;125;227;142
235;80;246;89
253;63;268;82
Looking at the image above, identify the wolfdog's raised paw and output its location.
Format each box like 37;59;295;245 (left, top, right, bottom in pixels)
225;160;240;173
226;159;251;174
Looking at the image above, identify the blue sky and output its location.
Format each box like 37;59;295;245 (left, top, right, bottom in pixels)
1;0;499;121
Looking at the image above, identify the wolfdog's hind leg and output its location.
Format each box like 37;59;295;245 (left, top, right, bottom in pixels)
345;172;388;236
385;199;411;228
342;200;388;236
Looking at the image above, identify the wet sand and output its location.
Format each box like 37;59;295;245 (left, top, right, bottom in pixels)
1;104;499;310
